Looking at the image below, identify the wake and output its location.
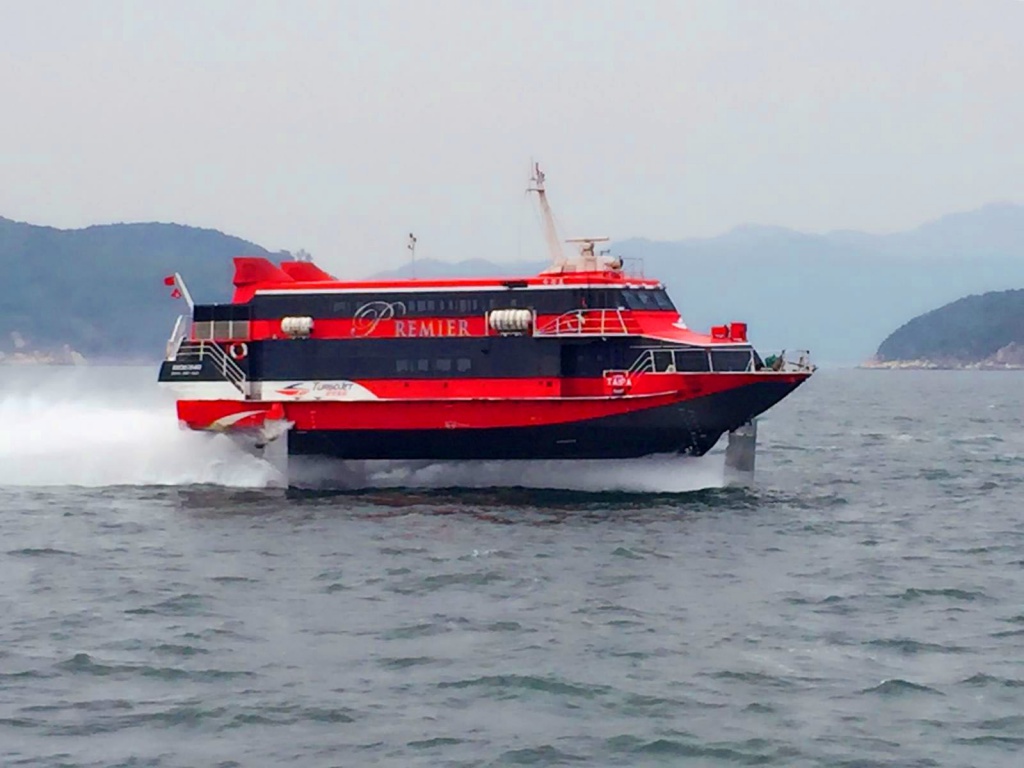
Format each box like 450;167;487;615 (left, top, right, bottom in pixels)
0;373;724;491
290;454;725;493
0;391;273;488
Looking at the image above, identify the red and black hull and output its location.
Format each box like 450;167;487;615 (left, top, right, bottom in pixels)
287;377;804;460
174;373;808;461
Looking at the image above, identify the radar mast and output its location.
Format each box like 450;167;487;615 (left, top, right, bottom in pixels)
528;162;567;269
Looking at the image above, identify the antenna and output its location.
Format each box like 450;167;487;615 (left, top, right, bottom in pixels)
565;236;610;271
527;161;566;269
407;232;418;278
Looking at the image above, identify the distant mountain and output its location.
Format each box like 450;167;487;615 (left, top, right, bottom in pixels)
872;289;1024;368
374;202;1024;364
0;217;269;361
3;202;1024;364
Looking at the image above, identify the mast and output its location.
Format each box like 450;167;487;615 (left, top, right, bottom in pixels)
528;162;566;269
407;232;417;278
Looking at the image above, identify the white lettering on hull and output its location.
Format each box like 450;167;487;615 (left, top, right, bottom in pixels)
269;380;379;401
394;319;471;337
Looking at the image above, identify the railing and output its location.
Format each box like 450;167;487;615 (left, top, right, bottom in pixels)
627;350;655;376
534;308;640;337
621;256;645;278
767;349;816;373
165;314;188;360
626;347;763;374
172;340;249;396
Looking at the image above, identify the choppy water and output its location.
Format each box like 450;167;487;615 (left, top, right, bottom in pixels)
1;367;1023;767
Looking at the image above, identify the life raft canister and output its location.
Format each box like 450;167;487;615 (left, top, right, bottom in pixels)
228;342;248;360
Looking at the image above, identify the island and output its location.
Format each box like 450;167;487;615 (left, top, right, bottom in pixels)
865;289;1024;369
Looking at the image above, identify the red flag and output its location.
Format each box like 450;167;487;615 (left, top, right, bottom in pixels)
170;288;182;299
163;275;176;286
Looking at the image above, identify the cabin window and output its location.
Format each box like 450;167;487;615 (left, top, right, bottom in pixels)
653;351;675;372
710;349;754;372
621;289;673;311
653;290;675;311
674;350;711;372
191;319;249;341
457;358;472;372
435;358;452;372
417;359;430;372
396;360;410;373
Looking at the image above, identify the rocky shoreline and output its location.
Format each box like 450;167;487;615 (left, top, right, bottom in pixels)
861;342;1024;370
860;360;1023;370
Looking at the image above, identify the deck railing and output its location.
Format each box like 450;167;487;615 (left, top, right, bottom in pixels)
533;308;641;337
172;340;249;396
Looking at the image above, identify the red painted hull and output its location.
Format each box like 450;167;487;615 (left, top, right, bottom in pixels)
175;372;809;459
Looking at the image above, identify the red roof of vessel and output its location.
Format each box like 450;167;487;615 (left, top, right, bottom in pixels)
230;257;663;303
226;257;749;347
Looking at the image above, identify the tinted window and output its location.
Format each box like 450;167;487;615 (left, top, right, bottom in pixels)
653;290;675;310
653;351;675;372
674;350;710;372
622;290;654;310
711;349;753;372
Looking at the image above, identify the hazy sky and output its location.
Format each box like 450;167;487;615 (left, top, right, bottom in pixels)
2;0;1022;274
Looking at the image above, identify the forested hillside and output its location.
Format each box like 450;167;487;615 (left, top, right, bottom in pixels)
875;290;1024;367
0;217;268;360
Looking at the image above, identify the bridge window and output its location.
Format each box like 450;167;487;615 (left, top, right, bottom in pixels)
652;290;675;310
621;289;675;311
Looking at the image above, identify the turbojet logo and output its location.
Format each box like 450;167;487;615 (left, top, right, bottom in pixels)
276;383;310;397
275;381;361;399
313;382;354;394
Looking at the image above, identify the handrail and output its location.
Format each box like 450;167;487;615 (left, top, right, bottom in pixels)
172;340;249;396
627;349;654;375
165;315;188;360
534;308;638;337
772;349;815;373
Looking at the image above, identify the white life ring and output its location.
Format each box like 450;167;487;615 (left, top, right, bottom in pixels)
228;342;248;360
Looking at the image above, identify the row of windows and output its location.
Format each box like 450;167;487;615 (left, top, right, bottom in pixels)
645;348;754;373
192;320;250;341
242;288;677;320
395;358;473;373
622;290;675;311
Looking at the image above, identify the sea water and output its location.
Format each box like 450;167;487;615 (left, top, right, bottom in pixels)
1;367;1022;767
